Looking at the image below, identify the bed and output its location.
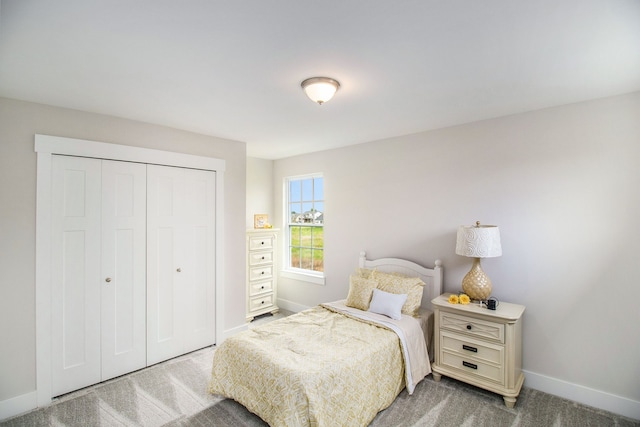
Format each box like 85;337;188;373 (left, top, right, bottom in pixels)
209;252;443;426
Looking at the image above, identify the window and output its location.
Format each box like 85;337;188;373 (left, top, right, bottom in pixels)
285;175;324;281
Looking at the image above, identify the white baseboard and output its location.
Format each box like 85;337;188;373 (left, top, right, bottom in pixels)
523;369;640;420
0;390;37;421
277;298;309;313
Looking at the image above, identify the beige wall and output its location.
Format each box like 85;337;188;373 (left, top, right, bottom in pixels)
0;97;247;404
246;157;274;229
271;92;640;417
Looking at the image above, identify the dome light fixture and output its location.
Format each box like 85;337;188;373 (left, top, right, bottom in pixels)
301;77;340;105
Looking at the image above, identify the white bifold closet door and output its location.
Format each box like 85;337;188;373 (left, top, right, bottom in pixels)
146;164;216;365
51;156;146;397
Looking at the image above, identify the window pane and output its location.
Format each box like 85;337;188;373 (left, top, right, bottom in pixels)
300;248;312;270
313;249;324;272
290;203;302;223
314;178;323;200
290;247;300;268
302;202;313;221
312;227;323;248
290;180;301;202
302;179;313;202
313;202;324;223
290;226;301;245
300;226;312;247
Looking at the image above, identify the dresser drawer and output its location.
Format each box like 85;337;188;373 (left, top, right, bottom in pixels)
248;235;275;251
248;250;273;266
440;311;504;343
249;293;274;312
441;351;504;384
249;280;273;297
249;265;273;281
441;331;504;365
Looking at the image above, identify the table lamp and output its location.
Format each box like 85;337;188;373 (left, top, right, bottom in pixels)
455;221;502;301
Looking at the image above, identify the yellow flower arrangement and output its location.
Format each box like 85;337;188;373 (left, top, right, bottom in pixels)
448;293;471;305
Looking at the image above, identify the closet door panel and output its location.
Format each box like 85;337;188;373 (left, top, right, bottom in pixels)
100;160;147;380
51;156;102;396
182;169;216;351
147;165;216;364
147;165;184;364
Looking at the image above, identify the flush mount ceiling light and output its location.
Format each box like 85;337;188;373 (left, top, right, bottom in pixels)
301;77;340;105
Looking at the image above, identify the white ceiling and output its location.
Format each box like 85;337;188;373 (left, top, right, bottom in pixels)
1;1;639;160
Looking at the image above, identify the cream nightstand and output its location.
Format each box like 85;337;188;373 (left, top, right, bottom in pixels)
431;294;525;408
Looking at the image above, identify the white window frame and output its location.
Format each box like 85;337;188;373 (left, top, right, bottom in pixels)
281;173;325;285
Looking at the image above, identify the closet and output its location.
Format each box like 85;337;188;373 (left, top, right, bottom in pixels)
37;135;223;402
51;156;147;396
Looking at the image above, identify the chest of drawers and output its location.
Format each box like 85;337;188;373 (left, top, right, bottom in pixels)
246;229;279;321
431;294;525;408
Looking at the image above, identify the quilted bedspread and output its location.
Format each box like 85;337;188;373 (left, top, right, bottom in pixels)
209;303;429;427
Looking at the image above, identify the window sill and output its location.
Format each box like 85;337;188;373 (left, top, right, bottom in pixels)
281;269;326;286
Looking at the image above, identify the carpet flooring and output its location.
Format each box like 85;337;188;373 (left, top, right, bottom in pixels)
2;314;638;427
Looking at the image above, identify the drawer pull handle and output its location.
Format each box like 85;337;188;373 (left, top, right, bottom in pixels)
261;271;265;275
261;286;264;289
466;324;472;330
261;301;265;304
463;361;478;370
261;256;265;260
462;344;478;353
261;241;265;245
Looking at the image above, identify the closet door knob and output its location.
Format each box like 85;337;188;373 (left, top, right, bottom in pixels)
105;277;112;283
176;268;182;273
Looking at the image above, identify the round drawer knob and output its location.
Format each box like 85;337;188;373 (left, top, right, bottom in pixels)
261;301;265;304
261;286;264;289
466;324;472;330
105;277;112;283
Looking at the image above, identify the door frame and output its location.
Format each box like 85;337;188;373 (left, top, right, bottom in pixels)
35;134;225;406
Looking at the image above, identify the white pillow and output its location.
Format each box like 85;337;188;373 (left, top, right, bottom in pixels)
368;288;407;320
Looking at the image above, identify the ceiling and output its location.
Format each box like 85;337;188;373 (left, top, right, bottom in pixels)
1;1;639;160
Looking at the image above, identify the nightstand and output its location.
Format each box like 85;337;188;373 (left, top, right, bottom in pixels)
431;294;525;408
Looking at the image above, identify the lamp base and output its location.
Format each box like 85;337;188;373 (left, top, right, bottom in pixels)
461;258;492;301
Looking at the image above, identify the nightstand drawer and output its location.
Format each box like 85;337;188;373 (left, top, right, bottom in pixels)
441;331;504;365
249;280;273;297
441;351;504;384
249;250;273;266
248;235;275;251
249;265;273;281
440;311;504;343
249;294;274;311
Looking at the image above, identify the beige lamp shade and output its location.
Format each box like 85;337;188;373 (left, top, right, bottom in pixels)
456;224;502;258
456;222;502;301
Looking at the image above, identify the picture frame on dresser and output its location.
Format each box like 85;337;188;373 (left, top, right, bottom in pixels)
253;214;268;229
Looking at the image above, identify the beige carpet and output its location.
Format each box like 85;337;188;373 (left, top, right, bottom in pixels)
2;313;639;426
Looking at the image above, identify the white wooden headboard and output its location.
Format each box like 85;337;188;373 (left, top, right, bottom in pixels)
358;251;443;311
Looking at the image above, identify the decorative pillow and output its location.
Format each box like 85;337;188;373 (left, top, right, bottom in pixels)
368;288;407;320
345;275;377;311
355;267;374;279
370;270;425;316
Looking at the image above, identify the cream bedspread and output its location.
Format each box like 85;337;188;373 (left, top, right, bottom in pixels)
209;303;430;427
